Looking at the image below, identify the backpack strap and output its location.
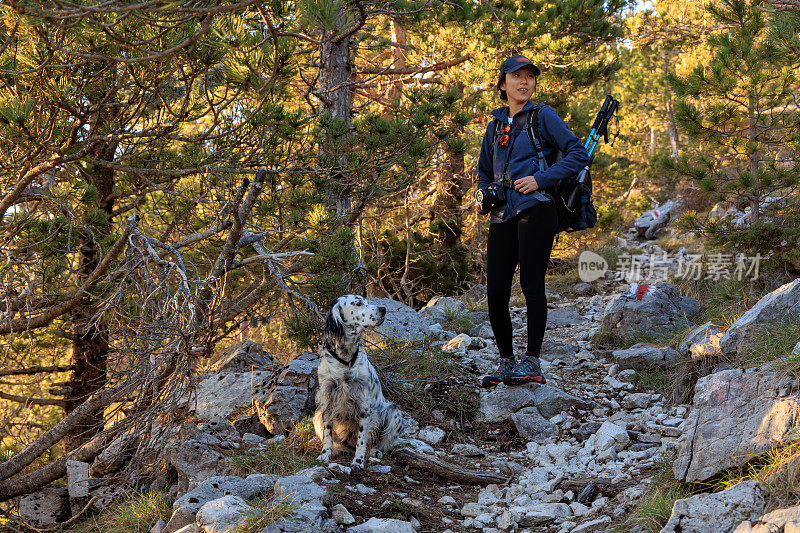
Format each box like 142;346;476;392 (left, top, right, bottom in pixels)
524;104;548;171
487;117;505;160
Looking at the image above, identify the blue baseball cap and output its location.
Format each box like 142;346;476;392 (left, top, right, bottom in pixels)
499;55;541;76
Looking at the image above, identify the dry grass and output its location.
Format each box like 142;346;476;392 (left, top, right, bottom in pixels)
65;491;172;533
369;337;480;427
233;493;296;533
230;418;318;478
629;457;693;533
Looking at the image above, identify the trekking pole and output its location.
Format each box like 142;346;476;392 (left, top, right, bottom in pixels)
584;95;613;151
565;96;619;210
586;97;618;158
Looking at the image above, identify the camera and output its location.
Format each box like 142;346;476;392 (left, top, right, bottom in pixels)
476;182;506;214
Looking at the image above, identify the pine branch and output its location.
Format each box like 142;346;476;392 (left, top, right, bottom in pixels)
0;365;75;377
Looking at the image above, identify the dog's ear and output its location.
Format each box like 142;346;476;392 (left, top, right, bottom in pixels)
323;299;344;342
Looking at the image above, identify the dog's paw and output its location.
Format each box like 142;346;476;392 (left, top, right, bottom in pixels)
316;451;331;463
350;457;365;472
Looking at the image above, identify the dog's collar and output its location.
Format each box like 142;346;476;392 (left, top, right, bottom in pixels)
324;341;359;367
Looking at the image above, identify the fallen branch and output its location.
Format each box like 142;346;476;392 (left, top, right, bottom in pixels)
558;476;638;504
391;447;508;485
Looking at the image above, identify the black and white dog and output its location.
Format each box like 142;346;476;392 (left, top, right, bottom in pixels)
313;295;406;470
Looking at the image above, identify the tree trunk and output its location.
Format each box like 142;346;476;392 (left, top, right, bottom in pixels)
384;17;406;104
663;50;680;158
64;134;117;452
319;11;354;216
432;84;465;248
649;123;657;155
748;90;760;223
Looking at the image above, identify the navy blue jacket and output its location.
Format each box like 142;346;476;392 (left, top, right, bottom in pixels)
477;101;590;223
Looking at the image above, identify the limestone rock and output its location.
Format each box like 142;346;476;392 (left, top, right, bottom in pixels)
264;475;328;533
719;279;800;355
678;321;725;358
468;321;494;339
732;503;800;532
255;351;319;435
660;480;764;533
198;416;240;443
546;308;587;329
346;517;416;533
674;370;800;482
195;370;274;421
367;298;432;341
418;426;445;445
169;439;236;488
594;420;630;453
611;344;681;370
196;495;252;533
332;504;356;525
419;296;467;324
511;407;557;442
173;475;277;515
540;339;580;363
210;340;279;373
441;334;471;355
478;384;595;422
273;475;328;505
601;282;699;341
19;487;70;527
66;460;90;498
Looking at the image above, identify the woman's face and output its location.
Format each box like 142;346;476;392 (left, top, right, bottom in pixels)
500;68;536;105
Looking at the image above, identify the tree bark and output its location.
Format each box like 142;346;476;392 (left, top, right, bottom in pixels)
64;120;118;452
391;447;507;485
432;84;466;248
663;50;680;158
384;17;407;105
319;10;354;216
748;90;760;223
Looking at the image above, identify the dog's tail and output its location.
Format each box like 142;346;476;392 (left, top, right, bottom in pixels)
390;445;509;485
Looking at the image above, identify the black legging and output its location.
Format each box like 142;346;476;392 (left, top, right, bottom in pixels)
486;201;558;358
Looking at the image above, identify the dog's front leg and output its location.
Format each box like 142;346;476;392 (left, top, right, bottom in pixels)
352;412;375;471
314;410;332;463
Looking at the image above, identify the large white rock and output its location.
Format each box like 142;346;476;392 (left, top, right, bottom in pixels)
660;480;764;533
601;282;699;341
678;321;725;358
674;370;800;482
720;279;800;355
478;384;595;422
346;517;416;532
255;351;319;435
594;420;630;453
611;344;681;370
196;495;253;533
368;298;432;341
173;475;278;514
441;334;471;355
732;503;800;532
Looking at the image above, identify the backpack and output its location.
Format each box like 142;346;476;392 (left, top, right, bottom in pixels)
490;105;597;235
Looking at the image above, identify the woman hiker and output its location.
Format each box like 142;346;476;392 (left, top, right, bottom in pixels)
476;55;589;388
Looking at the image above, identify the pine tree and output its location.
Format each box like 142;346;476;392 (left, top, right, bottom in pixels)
664;0;800;267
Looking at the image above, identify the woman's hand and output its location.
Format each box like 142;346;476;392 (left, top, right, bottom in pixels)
514;175;540;194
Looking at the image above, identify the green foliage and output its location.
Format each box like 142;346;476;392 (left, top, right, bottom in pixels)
443;307;473;334
378;218;476;306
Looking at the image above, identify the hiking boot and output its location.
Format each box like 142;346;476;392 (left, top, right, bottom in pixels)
481;358;516;388
506;355;546;386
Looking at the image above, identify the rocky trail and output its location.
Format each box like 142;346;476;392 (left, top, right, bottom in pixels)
17;237;800;533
